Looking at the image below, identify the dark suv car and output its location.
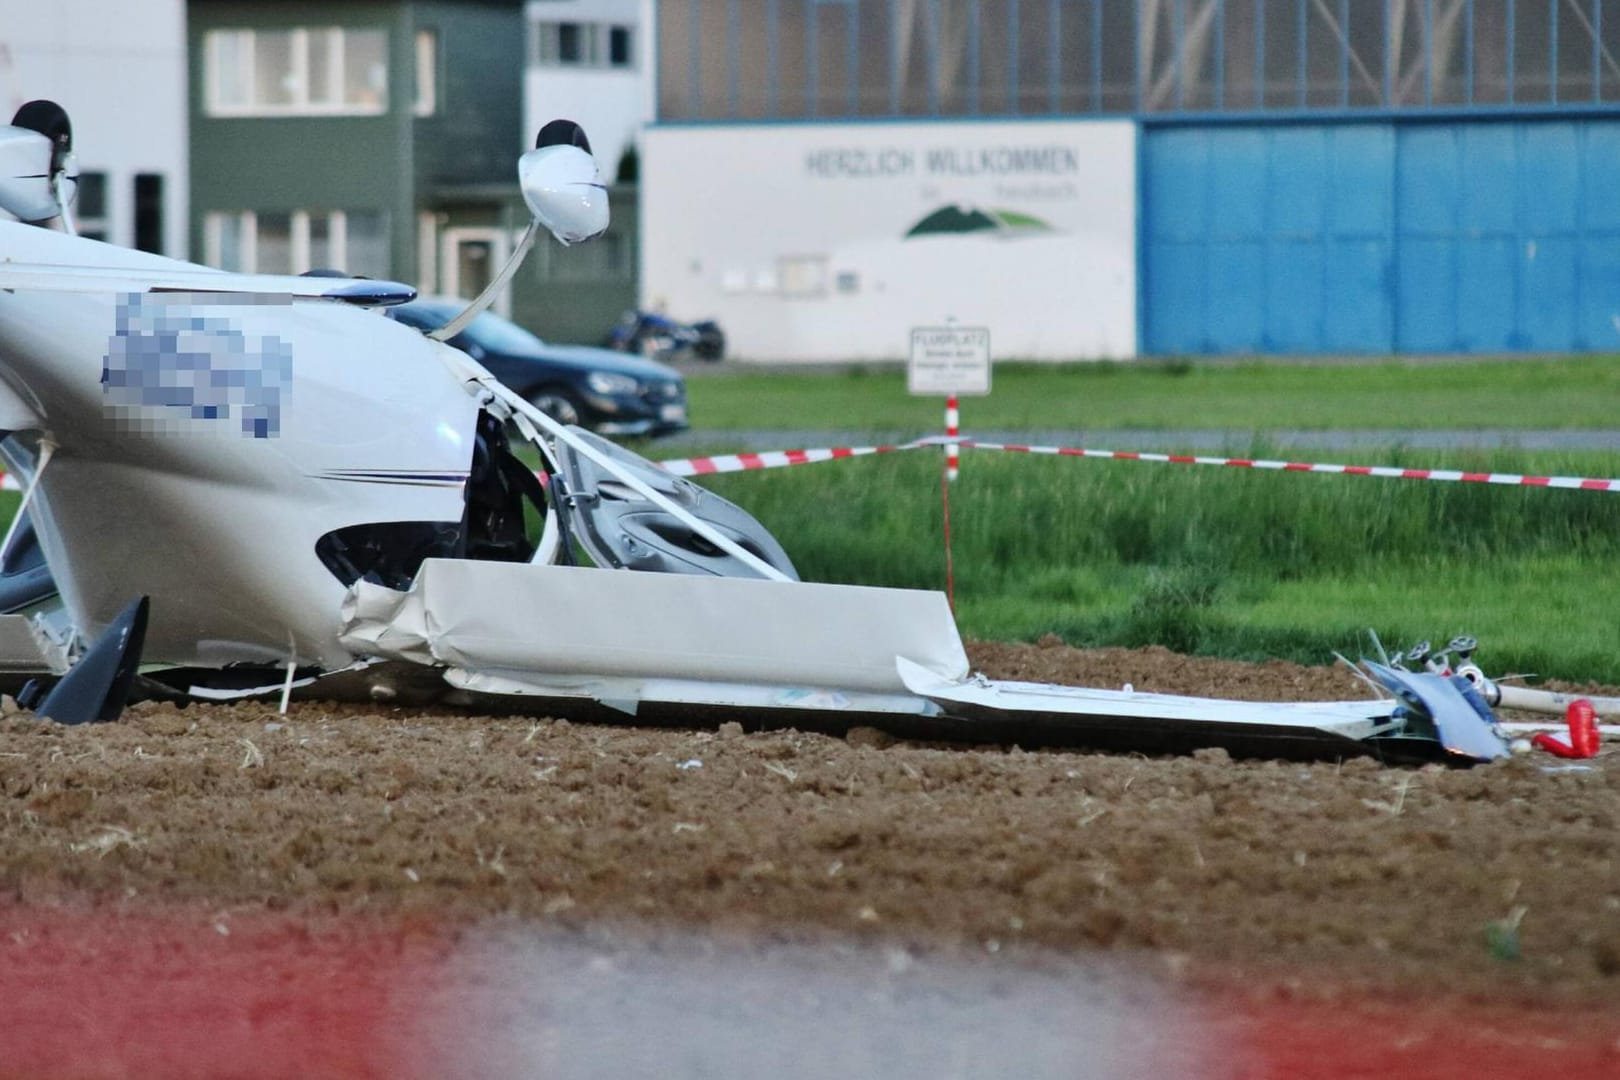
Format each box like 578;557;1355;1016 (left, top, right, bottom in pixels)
389;298;688;437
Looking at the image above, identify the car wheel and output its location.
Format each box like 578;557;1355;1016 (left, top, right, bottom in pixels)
526;386;584;427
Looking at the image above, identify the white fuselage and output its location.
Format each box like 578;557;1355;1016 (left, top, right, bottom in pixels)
0;222;480;668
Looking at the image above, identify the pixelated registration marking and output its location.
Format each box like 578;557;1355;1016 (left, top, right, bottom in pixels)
102;293;292;438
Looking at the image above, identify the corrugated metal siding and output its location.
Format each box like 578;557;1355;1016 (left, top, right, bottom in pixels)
1144;125;1394;354
1144;120;1620;355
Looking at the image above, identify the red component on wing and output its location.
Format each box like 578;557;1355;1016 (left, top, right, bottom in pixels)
1531;731;1583;758
1567;698;1600;758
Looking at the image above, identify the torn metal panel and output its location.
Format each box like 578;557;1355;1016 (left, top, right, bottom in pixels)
898;658;1403;757
0;613;69;674
444;670;937;722
335;561;1510;761
1361;663;1511;762
339;558;970;697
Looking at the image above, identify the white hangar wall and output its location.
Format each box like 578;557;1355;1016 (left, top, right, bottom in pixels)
641;119;1136;363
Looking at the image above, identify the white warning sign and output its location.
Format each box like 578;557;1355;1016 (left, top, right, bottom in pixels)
908;326;991;396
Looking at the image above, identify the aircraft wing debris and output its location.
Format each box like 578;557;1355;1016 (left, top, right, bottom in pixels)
334;561;1510;763
340;558;969;701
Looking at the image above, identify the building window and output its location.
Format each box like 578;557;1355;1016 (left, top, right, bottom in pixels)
607;25;633;68
205;27;389;116
530;20;633;69
75;171;108;241
777;255;829;298
206;209;391;279
413;29;438;116
133;173;164;254
535;21;595;65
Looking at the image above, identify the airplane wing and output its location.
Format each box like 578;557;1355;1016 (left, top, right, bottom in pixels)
0;260;415;306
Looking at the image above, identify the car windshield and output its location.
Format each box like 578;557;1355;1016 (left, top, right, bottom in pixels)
401;304;548;354
460;311;547;354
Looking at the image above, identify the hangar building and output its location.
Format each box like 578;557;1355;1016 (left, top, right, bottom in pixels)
645;2;1620;360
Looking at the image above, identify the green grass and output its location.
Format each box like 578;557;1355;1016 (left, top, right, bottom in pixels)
684;356;1620;433
691;444;1620;683
15;356;1619;686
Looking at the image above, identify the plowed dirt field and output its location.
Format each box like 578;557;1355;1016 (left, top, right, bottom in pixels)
3;640;1618;1078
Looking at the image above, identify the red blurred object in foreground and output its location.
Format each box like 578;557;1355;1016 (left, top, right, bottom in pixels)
1531;698;1600;759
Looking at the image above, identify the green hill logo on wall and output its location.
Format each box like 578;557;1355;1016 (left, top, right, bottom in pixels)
904;204;1054;239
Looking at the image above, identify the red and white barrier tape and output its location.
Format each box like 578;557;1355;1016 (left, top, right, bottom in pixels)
656;435;1620;492
657;441;928;477
0;440;1610;493
954;441;1620;492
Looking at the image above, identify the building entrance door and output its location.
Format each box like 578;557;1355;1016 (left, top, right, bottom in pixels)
440;227;511;315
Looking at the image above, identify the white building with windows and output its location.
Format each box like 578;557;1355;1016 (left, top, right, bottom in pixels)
0;0;188;256
523;0;652;180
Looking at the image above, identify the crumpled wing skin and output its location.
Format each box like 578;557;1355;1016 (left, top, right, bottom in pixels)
898;657;1406;759
335;562;1508;763
339;558;969;697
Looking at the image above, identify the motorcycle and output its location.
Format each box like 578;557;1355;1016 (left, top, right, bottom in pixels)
604;309;725;362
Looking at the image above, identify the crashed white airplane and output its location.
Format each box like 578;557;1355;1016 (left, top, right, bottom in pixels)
0;101;1508;764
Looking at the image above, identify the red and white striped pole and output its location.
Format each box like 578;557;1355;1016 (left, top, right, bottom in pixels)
944;394;960;482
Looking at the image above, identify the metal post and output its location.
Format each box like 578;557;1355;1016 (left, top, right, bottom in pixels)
1256;0;1267;107
688;0;701;117
969;0;982;114
1465;0;1474;104
808;0;820;116
849;0;861;115
1050;0;1062;112
1297;0;1307;106
768;0;780;116
927;0;940;114
1507;0;1516;105
1012;0;1023;113
889;0;901;114
1552;0;1560;103
1177;0;1188;109
1094;0;1104;111
1596;0;1603;102
727;0;740;115
1424;0;1433;106
1341;0;1350;106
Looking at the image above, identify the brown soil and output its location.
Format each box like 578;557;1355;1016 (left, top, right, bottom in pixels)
3;640;1619;1008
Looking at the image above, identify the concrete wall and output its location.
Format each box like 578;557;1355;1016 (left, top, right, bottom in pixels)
642;118;1137;362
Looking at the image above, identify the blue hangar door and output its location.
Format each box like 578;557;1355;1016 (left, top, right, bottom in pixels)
1143;121;1620;355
